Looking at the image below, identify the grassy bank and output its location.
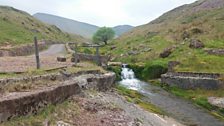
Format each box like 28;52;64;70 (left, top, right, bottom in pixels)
149;80;224;120
129;59;168;80
0;100;79;126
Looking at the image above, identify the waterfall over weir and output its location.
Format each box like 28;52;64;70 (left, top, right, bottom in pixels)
119;64;142;91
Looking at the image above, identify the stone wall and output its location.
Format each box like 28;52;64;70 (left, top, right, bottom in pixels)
0;42;46;57
0;70;101;88
73;53;109;65
0;41;63;57
161;72;224;89
0;72;116;122
66;42;110;65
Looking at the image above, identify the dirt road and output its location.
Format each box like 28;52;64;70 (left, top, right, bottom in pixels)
0;44;73;73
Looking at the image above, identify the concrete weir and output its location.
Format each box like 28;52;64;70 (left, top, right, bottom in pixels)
0;72;116;122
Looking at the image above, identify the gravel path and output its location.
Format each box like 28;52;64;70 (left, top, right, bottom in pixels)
104;91;184;126
0;44;73;73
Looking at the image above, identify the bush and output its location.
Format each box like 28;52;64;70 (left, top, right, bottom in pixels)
130;60;168;80
107;66;122;81
129;64;145;79
142;60;168;80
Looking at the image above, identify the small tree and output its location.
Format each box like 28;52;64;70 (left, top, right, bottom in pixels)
93;27;115;45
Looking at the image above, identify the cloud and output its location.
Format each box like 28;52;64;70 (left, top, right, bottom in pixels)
0;0;197;26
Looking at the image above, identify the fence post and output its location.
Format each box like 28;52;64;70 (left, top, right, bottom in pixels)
75;43;78;65
96;46;100;66
34;36;40;69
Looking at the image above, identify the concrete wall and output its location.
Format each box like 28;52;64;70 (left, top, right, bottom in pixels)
0;72;116;122
0;70;101;88
161;72;224;89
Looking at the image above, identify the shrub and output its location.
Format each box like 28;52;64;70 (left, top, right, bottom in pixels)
107;66;122;81
142;60;168;80
130;60;168;80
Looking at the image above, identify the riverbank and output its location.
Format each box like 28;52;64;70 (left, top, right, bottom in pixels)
150;79;224;120
0;90;183;126
116;65;224;126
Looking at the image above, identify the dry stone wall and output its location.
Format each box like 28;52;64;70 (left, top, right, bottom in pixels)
161;72;224;89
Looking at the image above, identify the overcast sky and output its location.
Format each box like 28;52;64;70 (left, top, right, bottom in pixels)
0;0;197;27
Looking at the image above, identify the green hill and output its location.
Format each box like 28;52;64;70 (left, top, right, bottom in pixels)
33;13;99;38
103;0;224;73
0;6;86;46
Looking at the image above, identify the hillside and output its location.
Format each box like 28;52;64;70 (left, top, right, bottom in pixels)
33;13;133;38
112;25;133;36
0;6;86;46
33;13;99;38
103;0;224;73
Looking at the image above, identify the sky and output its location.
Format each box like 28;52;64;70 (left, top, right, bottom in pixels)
0;0;197;27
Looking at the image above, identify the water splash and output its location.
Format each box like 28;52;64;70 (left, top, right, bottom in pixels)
119;64;154;95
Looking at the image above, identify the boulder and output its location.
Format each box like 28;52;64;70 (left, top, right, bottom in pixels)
182;31;190;40
189;39;204;49
128;51;138;55
142;48;152;52
57;56;66;62
168;61;180;72
205;49;224;56
208;97;224;108
160;48;173;58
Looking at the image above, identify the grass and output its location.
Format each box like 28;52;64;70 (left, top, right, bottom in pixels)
0;6;86;46
100;5;224;74
116;85;165;115
0;62;104;79
0;100;80;126
149;80;224;120
0;62;105;93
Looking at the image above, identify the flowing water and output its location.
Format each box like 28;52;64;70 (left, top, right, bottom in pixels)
119;65;224;126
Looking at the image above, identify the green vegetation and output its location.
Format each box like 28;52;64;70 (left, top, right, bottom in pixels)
0;6;86;46
93;27;115;45
100;0;224;74
0;100;80;126
129;60;168;80
116;85;165;115
107;66;122;81
149;80;224;120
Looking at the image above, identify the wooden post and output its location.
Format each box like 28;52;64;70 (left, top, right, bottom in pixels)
34;36;40;69
96;46;100;66
75;43;78;65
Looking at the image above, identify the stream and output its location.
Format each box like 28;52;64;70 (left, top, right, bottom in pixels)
119;64;224;126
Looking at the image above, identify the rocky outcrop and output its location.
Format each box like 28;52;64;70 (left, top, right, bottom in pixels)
161;72;224;89
189;39;204;49
205;49;224;56
167;61;180;72
160;47;174;58
0;72;116;122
